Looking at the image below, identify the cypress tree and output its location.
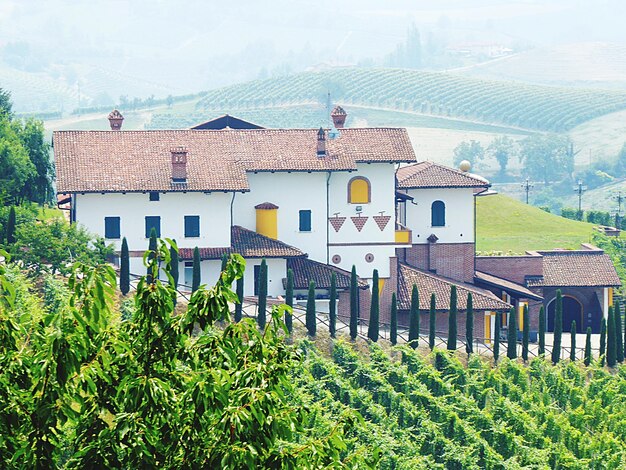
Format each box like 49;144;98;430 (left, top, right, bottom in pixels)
600;317;607;366
447;285;458;351
494;312;501;363
306;280;316;337
607;306;616;367
538;305;546;356
570;321;577;361
584;327;592;366
522;304;530;362
257;259;268;330
429;293;436;350
147;228;157;284
120;237;130;295
552;290;563;364
6;205;16;244
350;266;359;341
368;270;380;342
615;300;624;363
390;293;398;346
408;284;419;349
235;276;244;322
285;268;294;334
220;253;228;272
192;247;201;293
507;307;518;360
170;239;179;291
329;272;337;338
465;293;473;355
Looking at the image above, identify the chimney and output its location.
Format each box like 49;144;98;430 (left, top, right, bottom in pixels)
171;146;188;183
108;109;124;130
331;105;347;129
317;127;326;157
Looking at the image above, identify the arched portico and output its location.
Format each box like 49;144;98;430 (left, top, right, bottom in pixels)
547;295;584;333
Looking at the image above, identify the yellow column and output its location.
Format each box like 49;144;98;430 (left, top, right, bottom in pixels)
255;203;278;239
485;312;491;344
518;302;527;331
609;288;614;307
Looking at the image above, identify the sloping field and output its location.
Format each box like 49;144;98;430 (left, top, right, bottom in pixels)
195;67;626;132
476;194;594;253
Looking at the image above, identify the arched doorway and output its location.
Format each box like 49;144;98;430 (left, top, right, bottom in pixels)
547;295;583;333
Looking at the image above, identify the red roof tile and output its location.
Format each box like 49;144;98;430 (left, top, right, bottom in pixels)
287;257;368;290
54;128;416;193
536;249;621;287
398;264;511;311
397;161;489;189
474;271;543;300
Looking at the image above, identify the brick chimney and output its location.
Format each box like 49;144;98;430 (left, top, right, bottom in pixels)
317;127;326;157
108;109;124;130
171;146;188;183
331;105;347;129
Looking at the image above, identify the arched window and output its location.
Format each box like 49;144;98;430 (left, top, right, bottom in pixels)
431;200;445;227
348;177;371;204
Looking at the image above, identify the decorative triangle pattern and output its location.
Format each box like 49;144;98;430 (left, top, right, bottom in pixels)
351;215;369;232
373;215;391;231
329;216;346;232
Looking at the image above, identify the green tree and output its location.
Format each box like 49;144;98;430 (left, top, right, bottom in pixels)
220;253;228;272
0;87;12;117
257;258;268;330
607;306;617;367
192;246;201;293
368;270;380;342
169;239;179;304
235;276;244;322
408;284;419;349
552;290;563;364
15;119;54;204
600;317;607;366
519;133;574;184
538;305;546;355
453;140;484;168
120;237;130;295
147;228;158;283
329;272;337;339
494;312;501;363
570;321;577;361
584;327;592;366
306;280;316;337
5;206;15;244
350;265;358;340
0;116;35;204
465;293;473;355
285;268;294;334
487;135;516;174
507;307;518;360
390;293;398;346
522;304;530;362
615;300;624;363
429;293;436;350
447;285;457;351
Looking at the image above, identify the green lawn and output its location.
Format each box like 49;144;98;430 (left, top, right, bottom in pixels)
476;194;595;253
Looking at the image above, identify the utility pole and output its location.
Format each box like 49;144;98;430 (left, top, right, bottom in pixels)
521;178;533;204
573;179;587;218
613;191;624;228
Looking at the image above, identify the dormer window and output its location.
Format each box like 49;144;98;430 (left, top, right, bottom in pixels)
431;200;445;227
348;176;370;204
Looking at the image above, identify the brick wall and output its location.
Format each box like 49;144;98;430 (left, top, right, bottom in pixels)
475;255;543;285
401;242;475;283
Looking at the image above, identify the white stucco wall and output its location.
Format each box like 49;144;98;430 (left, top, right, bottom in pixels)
75;192;232;252
403;187;475;244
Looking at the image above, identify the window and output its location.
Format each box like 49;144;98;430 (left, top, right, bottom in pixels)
431;200;445;227
145;216;161;237
348;177;370;204
184;215;200;237
104;217;120;239
184;262;193;289
149;192;160;201
299;210;312;232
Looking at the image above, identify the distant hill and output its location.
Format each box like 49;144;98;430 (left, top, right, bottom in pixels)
195;68;626;132
458;42;626;89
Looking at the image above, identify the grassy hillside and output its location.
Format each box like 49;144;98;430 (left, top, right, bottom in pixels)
476;194;594;253
295;339;626;468
194;68;626;132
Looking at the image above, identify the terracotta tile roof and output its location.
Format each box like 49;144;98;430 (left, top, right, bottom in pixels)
286;258;368;290
255;202;279;209
535;249;621;287
398;264;511;311
54;128;416;193
178;226;305;260
397;161;489;189
474;271;543;301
